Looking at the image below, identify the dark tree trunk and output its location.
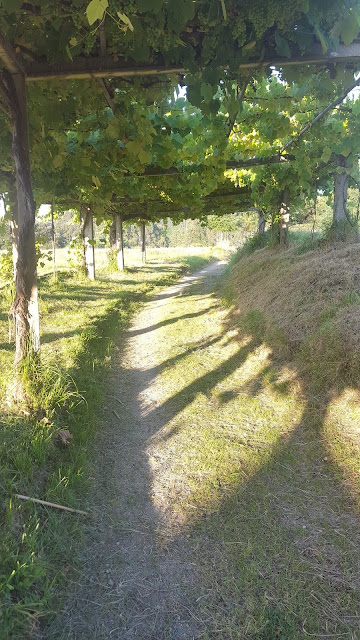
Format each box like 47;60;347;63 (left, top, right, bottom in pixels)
140;221;146;263
4;71;39;364
82;208;95;280
115;213;124;271
279;188;290;248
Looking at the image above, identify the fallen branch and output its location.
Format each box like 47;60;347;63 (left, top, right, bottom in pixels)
15;494;89;516
112;409;122;421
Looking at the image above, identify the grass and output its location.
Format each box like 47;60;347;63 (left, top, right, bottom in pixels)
130;244;360;638
0;245;221;639
3;240;360;638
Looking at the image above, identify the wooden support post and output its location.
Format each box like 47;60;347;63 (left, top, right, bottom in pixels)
279;188;290;248
1;70;40;363
51;202;57;281
6;176;18;282
82;209;95;280
258;209;266;234
115;213;124;271
140;221;146;263
333;155;349;224
109;218;116;251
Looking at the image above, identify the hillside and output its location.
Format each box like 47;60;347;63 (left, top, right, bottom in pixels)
225;242;360;503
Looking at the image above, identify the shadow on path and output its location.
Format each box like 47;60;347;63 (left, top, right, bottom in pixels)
46;260;360;640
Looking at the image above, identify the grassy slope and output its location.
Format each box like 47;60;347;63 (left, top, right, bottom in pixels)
0;247;219;639
139;243;360;639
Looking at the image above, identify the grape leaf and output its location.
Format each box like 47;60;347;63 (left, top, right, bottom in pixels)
1;0;22;11
201;82;213;104
340;13;360;46
320;147;332;163
117;12;134;32
86;0;108;26
167;0;195;33
275;32;291;58
138;149;152;164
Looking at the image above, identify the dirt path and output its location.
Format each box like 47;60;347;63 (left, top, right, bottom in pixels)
48;261;226;640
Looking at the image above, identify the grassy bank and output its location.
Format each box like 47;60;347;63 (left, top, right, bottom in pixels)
131;242;360;639
0;247;220;639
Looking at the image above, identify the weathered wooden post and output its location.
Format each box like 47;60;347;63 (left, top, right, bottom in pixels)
0;38;40;363
115;212;125;271
82;207;95;280
140;221;146;263
258;209;266;234
333;154;349;224
279;188;290;248
51;202;57;281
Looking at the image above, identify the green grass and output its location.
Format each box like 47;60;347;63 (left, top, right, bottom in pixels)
134;250;360;639
0;246;221;639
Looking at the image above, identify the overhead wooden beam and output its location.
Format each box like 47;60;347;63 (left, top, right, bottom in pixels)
23;42;360;82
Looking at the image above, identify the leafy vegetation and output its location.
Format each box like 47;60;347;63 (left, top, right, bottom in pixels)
0;248;219;638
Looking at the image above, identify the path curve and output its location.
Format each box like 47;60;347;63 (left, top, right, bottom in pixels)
48;260;226;640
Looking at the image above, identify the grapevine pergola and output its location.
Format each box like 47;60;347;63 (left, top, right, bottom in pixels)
1;0;360;365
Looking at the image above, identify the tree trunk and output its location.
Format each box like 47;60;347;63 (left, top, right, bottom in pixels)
333;155;349;223
140;221;146;263
279;188;290;247
258;209;266;234
115;212;124;271
6;175;18;282
5;71;39;364
82;209;95;280
51;202;57;281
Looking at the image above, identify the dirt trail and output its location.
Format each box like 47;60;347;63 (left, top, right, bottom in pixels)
48;261;226;640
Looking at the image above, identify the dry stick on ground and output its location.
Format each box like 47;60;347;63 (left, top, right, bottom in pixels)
15;494;89;516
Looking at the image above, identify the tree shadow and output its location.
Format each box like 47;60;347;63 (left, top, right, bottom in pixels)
149;306;360;638
45;261;360;639
126;306;216;338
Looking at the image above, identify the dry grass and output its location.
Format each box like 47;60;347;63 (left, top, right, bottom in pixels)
229;243;360;343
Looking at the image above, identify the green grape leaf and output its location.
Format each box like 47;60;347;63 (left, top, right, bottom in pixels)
117;12;134;32
243;40;256;51
138;149;152;164
92;175;101;187
167;0;195;33
313;24;328;53
275;32;291;58
340;13;360;46
106;119;119;138
86;0;108;26
1;0;22;11
126;140;143;155
187;82;202;107
320;147;332;163
201;82;213;104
